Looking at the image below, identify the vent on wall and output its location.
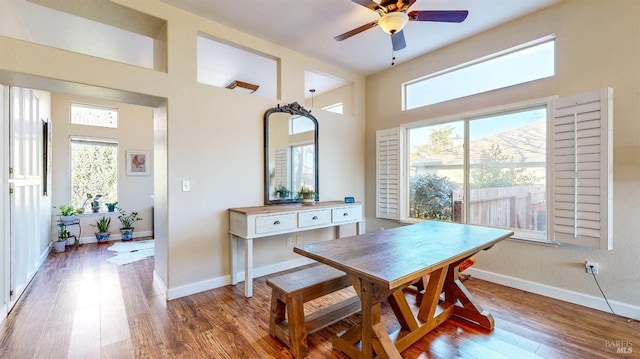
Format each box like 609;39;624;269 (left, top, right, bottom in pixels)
226;80;259;94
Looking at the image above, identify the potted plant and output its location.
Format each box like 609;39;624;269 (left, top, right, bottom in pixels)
297;184;316;205
54;221;77;252
80;193;103;213
91;216;111;243
106;201;118;212
118;209;142;241
273;185;290;199
55;205;78;224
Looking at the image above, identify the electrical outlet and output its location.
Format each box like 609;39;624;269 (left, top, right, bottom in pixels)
286;237;293;246
182;180;191;192
585;261;599;275
296;236;301;245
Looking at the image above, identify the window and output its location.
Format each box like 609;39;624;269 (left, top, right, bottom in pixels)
70;137;118;212
290;144;315;194
407;105;548;242
290;116;315;135
323;103;344;114
404;36;555;110
378;88;613;249
71;102;118;128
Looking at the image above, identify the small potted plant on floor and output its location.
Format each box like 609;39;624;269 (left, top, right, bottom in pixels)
91;216;111;244
118;209;142;241
54;222;77;252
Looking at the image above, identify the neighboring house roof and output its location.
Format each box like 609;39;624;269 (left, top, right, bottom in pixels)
411;121;546;167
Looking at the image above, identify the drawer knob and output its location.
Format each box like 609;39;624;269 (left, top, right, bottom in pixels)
312;216;318;220
273;220;280;225
343;213;349;216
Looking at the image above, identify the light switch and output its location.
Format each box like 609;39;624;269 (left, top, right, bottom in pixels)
182;180;191;192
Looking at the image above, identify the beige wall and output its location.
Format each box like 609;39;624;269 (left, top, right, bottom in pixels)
50;93;154;241
365;0;640;313
0;0;365;299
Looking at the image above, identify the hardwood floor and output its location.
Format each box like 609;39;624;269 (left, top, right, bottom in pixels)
0;241;637;358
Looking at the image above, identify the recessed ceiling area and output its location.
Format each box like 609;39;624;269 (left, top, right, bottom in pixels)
161;0;560;75
197;34;278;99
0;0;163;70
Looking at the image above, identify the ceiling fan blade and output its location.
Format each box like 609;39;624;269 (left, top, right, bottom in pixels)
334;20;379;41
391;30;406;51
408;10;469;23
401;0;417;11
351;0;380;11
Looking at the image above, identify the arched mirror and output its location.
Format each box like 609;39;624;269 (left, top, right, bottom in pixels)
264;102;318;204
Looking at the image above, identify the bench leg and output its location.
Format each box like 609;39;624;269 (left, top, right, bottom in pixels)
287;295;308;358
269;289;286;337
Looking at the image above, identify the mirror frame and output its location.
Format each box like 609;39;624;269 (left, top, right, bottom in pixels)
264;102;319;205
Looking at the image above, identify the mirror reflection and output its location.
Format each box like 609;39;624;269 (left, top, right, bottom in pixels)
264;102;318;204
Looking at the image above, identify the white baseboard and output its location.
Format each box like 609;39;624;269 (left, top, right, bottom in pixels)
167;275;227;300
0;303;6;326
166;257;315;300
466;268;640;320
152;269;168;296
78;230;153;244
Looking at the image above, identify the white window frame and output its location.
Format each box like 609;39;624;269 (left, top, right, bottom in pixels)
69;136;119;209
403;35;556;110
70;102;118;128
378;88;613;249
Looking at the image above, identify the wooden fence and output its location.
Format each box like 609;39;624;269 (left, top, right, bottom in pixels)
452;185;546;231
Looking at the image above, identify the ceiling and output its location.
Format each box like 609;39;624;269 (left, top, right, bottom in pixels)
162;0;560;76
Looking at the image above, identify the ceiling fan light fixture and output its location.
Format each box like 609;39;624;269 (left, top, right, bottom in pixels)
378;12;409;34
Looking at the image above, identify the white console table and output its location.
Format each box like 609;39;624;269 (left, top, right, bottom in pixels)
229;201;364;297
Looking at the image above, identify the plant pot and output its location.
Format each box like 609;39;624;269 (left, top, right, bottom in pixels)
95;232;111;243
120;227;134;241
60;215;78;225
107;206;116;212
301;196;315;205
53;241;66;253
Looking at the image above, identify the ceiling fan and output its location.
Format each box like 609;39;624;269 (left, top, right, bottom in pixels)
334;0;469;52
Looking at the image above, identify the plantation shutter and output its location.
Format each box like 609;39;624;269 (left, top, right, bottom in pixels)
274;147;288;188
550;88;613;250
376;128;403;220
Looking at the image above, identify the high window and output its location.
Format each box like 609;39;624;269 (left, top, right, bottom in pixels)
323;103;344;114
71;102;118;128
404;36;555;110
70;137;118;212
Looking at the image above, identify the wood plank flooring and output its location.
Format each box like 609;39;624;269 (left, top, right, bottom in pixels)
0;241;637;358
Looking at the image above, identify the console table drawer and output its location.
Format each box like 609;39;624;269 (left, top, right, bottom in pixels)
299;209;331;228
255;213;297;234
332;206;362;223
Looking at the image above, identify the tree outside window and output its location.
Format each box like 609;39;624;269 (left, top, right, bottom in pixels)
70;139;118;212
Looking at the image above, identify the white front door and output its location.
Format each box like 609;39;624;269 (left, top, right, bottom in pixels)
7;86;43;310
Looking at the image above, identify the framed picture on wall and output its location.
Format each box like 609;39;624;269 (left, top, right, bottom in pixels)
126;150;150;176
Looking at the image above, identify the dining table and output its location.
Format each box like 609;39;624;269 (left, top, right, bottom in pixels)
294;220;514;359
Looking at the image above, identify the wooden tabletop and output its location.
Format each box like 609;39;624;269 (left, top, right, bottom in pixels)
294;221;513;290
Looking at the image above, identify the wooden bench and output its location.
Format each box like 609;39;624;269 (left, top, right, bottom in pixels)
266;264;361;358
